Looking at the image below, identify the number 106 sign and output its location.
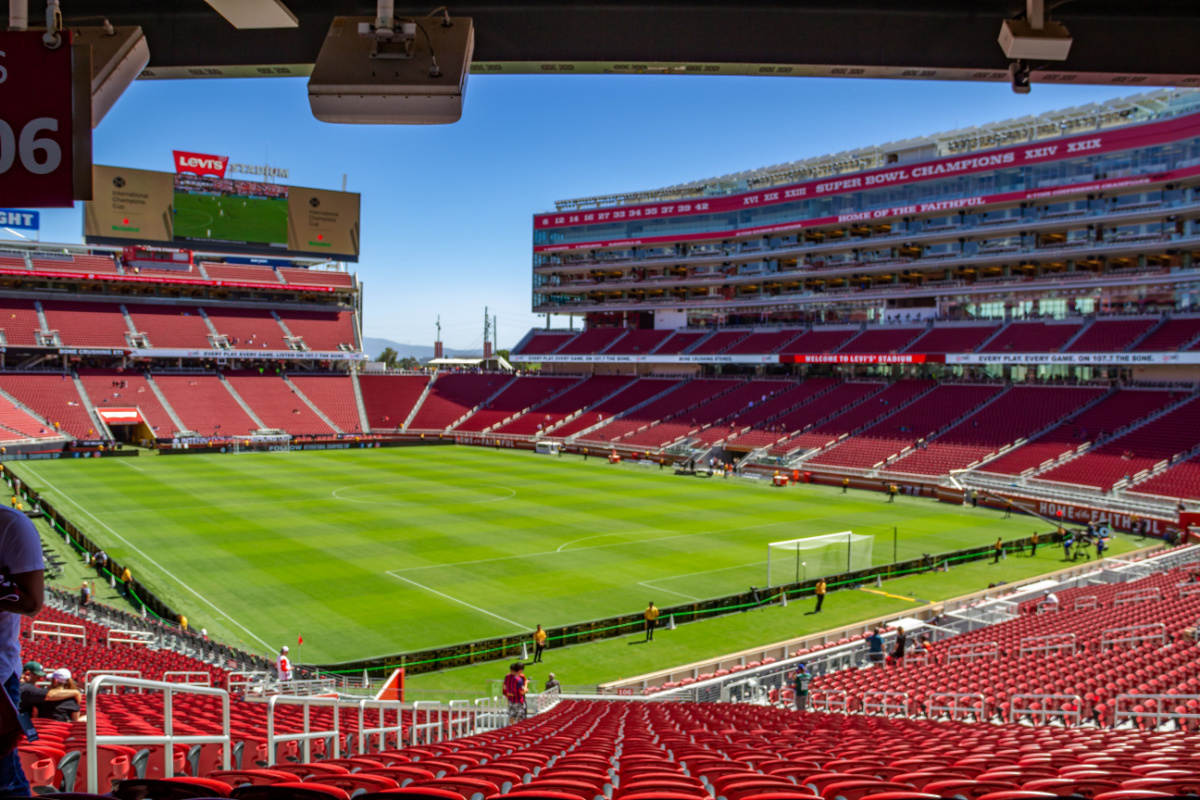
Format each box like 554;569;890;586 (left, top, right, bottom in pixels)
0;31;92;208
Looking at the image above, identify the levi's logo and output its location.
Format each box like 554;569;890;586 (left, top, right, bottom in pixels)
172;150;230;178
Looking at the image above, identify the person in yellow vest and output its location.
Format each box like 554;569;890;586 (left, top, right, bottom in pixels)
815;578;827;613
888;483;898;503
644;601;659;642
1030;530;1039;556
842;476;850;494
533;624;547;663
121;566;132;596
179;614;188;632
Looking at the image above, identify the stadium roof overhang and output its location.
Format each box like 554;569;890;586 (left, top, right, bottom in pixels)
45;1;1200;87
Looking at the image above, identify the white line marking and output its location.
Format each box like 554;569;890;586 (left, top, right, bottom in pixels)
386;573;531;632
114;460;144;472
94;497;326;517
638;581;700;602
20;464;274;653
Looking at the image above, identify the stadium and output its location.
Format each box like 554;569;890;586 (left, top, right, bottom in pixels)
5;3;1200;797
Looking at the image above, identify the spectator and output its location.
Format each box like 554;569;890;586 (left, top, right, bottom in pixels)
503;662;527;723
888;629;908;666
793;663;811;710
39;669;81;722
18;662;46;716
866;627;886;667
543;672;560;693
0;499;43;795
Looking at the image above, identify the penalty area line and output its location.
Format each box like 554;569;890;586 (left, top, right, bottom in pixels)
385;571;532;633
637;581;700;602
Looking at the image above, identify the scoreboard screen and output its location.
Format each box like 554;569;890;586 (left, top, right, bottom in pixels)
84;165;361;262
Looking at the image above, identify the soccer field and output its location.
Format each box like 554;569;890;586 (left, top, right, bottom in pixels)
15;446;1040;663
173;192;289;245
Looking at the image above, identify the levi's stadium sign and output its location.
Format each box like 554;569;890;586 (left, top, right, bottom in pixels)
173;150;229;177
509;351;1200;365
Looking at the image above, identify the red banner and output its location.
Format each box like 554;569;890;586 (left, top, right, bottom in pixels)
779;353;941;364
535;109;1200;231
173;150;229;178
0;31;90;207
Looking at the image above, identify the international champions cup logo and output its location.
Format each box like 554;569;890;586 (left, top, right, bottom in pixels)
172;150;230;178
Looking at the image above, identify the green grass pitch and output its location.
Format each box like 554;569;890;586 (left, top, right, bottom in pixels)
14;446;1090;665
173;192;289;245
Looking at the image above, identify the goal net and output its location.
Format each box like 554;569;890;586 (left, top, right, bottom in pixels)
767;532;873;587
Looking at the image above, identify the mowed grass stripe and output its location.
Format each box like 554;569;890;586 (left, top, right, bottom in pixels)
16;447;1037;662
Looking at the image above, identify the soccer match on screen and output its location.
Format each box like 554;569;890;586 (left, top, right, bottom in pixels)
1;1;1200;797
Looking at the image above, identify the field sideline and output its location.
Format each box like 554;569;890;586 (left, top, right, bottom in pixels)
16;446;1048;663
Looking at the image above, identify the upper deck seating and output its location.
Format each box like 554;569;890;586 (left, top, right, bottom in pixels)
723;330;805;355
688;331;749;355
514;332;576;355
40;301;131;348
653;332;708;354
604;329;673;355
784;328;858;353
556;328;626;355
277;268;355;288
275;310;356;351
124;305;213;349
1134;317;1200;351
0;299;43;347
202;308;288;350
836;327;924;354
904;324;1001;353
979;321;1082;353
1066;318;1157;352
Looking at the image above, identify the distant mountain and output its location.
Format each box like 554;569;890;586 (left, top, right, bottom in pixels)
361;337;483;362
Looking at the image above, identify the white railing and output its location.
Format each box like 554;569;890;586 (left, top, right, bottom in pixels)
862;691;909;717
162;671;212;686
946;642;999;661
533;686;561;716
1010;693;1084;726
1019;633;1077;657
355;698;404;755
86;675;231;794
83;671;143;693
447;699;472;738
1179;582;1200;598
810;689;850;713
265;694;340;766
106;629;154;648
1114;586;1162;605
1114;693;1200;729
1074;595;1100;610
228;671;274;695
928;692;986;721
32;620;85;645
410;700;444;745
1100;623;1166;649
1036;600;1061;614
473;697;507;733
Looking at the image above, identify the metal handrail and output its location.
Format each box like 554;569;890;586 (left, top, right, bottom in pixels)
810;689;849;713
86;675;231;794
928;691;986;721
946;642;999;661
447;699;472;737
533;686;561;716
228;671;273;695
1100;622;1167;649
1114;587;1162;605
1179;582;1200;598
265;694;340;766
1114;692;1200;728
32;620;85;645
473;696;507;732
1073;595;1100;610
84;670;143;693
355;698;405;754
1019;633;1077;656
410;700;443;746
1036;600;1060;614
106;629;154;648
862;690;909;717
162;671;212;686
1010;693;1083;726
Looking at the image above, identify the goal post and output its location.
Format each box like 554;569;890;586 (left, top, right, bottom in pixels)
767;532;873;587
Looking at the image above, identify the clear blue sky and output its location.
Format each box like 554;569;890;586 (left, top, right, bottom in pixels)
23;76;1148;350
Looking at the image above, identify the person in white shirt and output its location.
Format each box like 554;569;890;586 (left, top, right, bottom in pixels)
0;505;44;795
1043;589;1059;607
276;646;293;682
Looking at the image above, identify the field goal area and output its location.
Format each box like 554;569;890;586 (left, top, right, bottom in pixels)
766;531;873;587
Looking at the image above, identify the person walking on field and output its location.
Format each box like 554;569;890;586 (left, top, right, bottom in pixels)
814;578;826;613
532;625;547;663
1030;530;1039;556
842;477;849;494
887;483;898;503
993;537;1003;564
644;601;659;641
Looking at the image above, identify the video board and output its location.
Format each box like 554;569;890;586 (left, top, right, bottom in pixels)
84;162;360;261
